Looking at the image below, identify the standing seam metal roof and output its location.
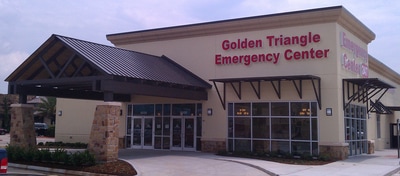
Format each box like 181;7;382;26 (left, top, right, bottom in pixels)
56;35;211;89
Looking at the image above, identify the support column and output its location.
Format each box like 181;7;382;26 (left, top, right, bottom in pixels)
10;104;36;148
88;104;121;163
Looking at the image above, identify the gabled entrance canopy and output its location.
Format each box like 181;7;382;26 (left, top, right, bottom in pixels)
6;35;211;103
210;75;321;110
342;78;395;114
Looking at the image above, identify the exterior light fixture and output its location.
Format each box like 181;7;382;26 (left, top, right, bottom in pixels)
58;110;62;116
207;108;213;116
326;108;332;116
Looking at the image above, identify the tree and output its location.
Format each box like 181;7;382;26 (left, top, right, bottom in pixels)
1;95;11;131
37;97;56;125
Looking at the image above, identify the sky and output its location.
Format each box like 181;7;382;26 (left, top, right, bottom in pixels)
0;0;399;94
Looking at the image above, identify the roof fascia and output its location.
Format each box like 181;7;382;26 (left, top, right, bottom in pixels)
5;35;58;81
107;6;375;45
369;55;400;85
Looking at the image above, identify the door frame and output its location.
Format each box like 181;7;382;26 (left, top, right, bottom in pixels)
170;116;196;151
130;116;154;149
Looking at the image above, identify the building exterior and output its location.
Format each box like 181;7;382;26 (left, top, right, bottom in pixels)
7;6;400;160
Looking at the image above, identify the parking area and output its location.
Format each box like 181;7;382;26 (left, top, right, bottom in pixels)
0;134;54;147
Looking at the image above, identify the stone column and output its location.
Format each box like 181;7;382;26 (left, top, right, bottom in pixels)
10;104;36;148
88;104;121;163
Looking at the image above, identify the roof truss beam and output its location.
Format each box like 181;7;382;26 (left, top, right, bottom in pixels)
342;79;393;114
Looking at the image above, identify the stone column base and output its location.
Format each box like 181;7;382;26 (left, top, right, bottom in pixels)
319;143;349;160
10;104;36;148
88;105;121;163
201;140;226;152
368;140;375;154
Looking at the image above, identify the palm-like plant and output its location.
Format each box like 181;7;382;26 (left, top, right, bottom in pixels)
37;97;56;125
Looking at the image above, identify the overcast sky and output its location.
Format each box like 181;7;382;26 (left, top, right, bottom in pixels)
0;0;399;94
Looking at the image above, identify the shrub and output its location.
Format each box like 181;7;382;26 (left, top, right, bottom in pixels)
45;126;55;137
42;141;88;149
6;145;96;167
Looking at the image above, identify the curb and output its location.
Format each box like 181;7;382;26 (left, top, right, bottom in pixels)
9;163;113;176
216;158;278;176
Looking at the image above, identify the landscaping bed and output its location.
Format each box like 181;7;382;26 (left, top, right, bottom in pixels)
7;142;137;175
14;159;137;175
217;151;335;165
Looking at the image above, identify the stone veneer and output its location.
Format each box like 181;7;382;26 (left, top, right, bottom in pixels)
10;104;36;148
319;144;349;160
201;140;226;152
88;105;121;163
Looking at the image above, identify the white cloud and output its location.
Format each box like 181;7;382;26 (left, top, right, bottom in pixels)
0;51;29;94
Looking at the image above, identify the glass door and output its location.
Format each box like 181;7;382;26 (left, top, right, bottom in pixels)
131;117;154;149
132;117;142;148
172;118;182;149
184;118;195;150
171;117;196;151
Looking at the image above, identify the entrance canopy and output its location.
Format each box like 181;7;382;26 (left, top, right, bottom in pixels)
210;75;321;110
342;78;395;114
6;35;211;103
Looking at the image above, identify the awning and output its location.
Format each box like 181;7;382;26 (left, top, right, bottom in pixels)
343;78;395;113
210;75;321;110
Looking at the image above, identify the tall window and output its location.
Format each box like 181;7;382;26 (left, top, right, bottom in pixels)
377;114;381;139
227;101;318;156
344;104;367;156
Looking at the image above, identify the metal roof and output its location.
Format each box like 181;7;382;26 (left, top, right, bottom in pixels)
6;34;211;102
56;35;211;88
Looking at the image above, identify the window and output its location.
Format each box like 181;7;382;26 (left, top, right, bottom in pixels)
377;114;381;138
344;104;367;156
227;101;318;155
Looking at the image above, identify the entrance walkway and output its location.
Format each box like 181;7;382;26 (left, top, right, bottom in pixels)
119;149;400;176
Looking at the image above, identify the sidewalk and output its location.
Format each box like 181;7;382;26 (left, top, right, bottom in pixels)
220;150;400;176
119;149;400;176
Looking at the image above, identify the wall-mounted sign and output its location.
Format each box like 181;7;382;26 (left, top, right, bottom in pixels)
340;32;368;78
215;32;330;66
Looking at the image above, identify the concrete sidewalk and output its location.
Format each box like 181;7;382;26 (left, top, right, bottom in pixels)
119;149;400;176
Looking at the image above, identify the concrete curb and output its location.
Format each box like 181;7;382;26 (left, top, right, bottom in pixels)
216;158;278;176
9;163;114;176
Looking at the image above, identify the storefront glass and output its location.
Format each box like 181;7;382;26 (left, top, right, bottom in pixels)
126;103;202;151
228;101;318;156
344;104;367;156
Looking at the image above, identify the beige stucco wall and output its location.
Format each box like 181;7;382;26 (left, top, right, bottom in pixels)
367;65;400;150
55;98;122;143
115;23;349;145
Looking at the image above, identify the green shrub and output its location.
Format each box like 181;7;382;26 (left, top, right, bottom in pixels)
42;141;88;149
51;148;67;163
6;145;25;162
45;126;55;137
6;145;96;167
40;149;52;162
22;147;36;162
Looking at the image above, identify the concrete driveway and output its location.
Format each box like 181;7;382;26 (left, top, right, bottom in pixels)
119;149;271;176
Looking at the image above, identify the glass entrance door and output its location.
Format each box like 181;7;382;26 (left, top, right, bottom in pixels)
132;117;154;149
171;117;195;151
